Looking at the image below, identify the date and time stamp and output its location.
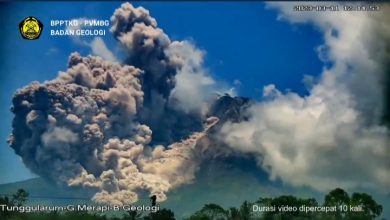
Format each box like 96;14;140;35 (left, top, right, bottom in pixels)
293;4;380;12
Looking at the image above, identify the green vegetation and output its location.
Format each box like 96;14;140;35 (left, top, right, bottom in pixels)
0;188;384;220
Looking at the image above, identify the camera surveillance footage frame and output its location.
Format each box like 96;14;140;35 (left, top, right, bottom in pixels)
0;1;389;220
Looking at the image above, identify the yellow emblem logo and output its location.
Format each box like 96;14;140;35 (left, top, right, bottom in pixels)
19;17;43;40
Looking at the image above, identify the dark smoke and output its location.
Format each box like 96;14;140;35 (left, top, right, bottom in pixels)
7;3;227;204
111;3;203;145
8;50;223;204
8;53;144;184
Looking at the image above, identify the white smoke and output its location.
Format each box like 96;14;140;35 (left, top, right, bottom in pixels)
90;37;117;62
220;3;390;192
167;41;218;114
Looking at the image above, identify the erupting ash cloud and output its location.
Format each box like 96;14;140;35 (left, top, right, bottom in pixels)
8;3;222;205
7;2;390;206
110;3;221;145
8;50;219;204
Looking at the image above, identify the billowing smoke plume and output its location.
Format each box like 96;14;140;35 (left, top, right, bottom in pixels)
8;2;226;205
111;3;221;145
9;54;143;184
8;50;220;204
220;3;390;192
